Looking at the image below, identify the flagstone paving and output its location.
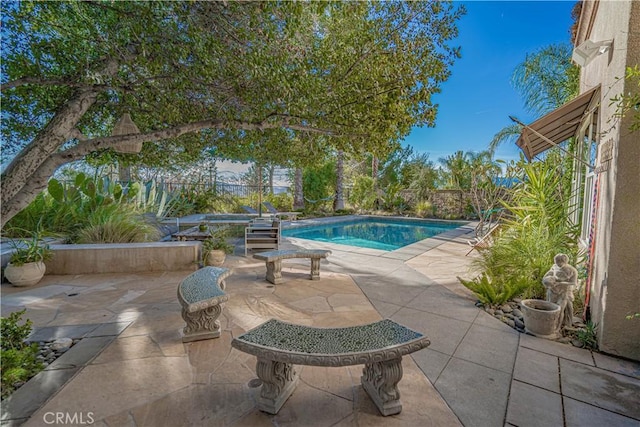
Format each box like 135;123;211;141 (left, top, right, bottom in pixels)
1;223;639;426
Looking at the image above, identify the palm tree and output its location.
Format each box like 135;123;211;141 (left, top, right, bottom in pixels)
490;43;579;152
438;150;472;189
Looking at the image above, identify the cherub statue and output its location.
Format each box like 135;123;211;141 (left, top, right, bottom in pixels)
542;253;578;329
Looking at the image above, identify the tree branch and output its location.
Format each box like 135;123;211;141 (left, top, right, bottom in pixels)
0;77;103;91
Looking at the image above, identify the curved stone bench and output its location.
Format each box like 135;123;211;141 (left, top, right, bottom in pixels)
177;267;233;342
253;249;331;284
231;319;430;416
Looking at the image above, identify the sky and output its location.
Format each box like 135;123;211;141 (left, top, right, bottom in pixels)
402;0;577;164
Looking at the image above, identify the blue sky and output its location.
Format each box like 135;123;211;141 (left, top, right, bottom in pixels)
402;0;576;163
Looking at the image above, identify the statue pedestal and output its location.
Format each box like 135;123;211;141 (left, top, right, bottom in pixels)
520;299;561;339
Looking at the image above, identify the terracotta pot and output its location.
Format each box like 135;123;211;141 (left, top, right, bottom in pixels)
520;299;561;339
205;250;226;267
4;261;46;287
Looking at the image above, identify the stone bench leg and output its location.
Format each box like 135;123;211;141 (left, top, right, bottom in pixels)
265;260;283;284
361;357;403;416
255;358;299;414
310;258;322;280
180;304;223;343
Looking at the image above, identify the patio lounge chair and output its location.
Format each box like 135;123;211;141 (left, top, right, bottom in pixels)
241;205;259;214
262;202;301;221
466;223;500;256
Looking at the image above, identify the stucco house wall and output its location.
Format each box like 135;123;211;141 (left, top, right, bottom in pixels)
577;0;640;360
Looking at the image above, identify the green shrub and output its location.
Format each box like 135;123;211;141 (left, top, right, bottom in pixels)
350;176;376;211
474;159;579;299
1;310;43;400
458;273;530;306
4;173;167;243
265;193;294;211
74;204;160;243
415;200;433;218
573;321;598;350
476;225;576;300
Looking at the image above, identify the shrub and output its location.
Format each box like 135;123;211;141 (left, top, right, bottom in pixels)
458;273;530;307
475;225;576;299
350;176;376;211
74;204;160;243
415;200;433;218
474;159;579;299
265;193;294;211
1;310;43;400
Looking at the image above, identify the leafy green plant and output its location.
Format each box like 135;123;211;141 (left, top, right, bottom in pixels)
458;273;530;306
202;226;234;264
1;310;43;400
610;65;640;133
573;321;598;350
349;175;376;212
414;200;434;218
74;204;160;243
8;230;53;267
473;158;579;300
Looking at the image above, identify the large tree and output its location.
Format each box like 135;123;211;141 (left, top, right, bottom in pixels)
1;1;464;227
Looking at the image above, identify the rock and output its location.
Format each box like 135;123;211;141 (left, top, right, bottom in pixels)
571;339;585;348
557;337;572;344
501;304;513;313
512;308;523;318
515;319;525;329
486;308;495;315
494;309;504;316
50;338;73;351
504;313;515;320
506;319;515;328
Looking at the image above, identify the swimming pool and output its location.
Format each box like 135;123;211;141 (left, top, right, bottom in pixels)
282;217;464;251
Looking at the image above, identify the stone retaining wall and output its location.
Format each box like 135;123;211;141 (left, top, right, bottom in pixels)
45;242;200;275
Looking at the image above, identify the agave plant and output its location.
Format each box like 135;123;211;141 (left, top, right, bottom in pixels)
8;230;53;267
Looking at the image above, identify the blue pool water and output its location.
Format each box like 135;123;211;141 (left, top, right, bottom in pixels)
282;217;462;251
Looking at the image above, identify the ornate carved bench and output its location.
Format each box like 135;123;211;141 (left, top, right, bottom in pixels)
252;249;331;284
177;266;233;342
231;319;430;416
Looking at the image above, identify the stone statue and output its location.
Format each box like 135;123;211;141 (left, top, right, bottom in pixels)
542;253;578;329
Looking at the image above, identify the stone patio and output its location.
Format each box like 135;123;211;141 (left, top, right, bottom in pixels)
1;224;639;426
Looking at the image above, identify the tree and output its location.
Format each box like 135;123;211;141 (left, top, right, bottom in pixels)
438;150;471;189
406;152;439;201
489;43;579;151
1;1;464;227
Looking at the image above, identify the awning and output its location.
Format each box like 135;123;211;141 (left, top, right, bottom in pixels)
515;85;601;160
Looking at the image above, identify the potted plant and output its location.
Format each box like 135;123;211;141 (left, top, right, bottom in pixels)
4;232;53;287
202;227;234;267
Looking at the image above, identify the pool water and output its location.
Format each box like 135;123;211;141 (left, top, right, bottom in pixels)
282;218;462;251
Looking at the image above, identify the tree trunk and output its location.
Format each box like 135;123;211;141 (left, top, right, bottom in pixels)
268;164;274;195
119;164;132;183
293;168;304;211
334;150;345;211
